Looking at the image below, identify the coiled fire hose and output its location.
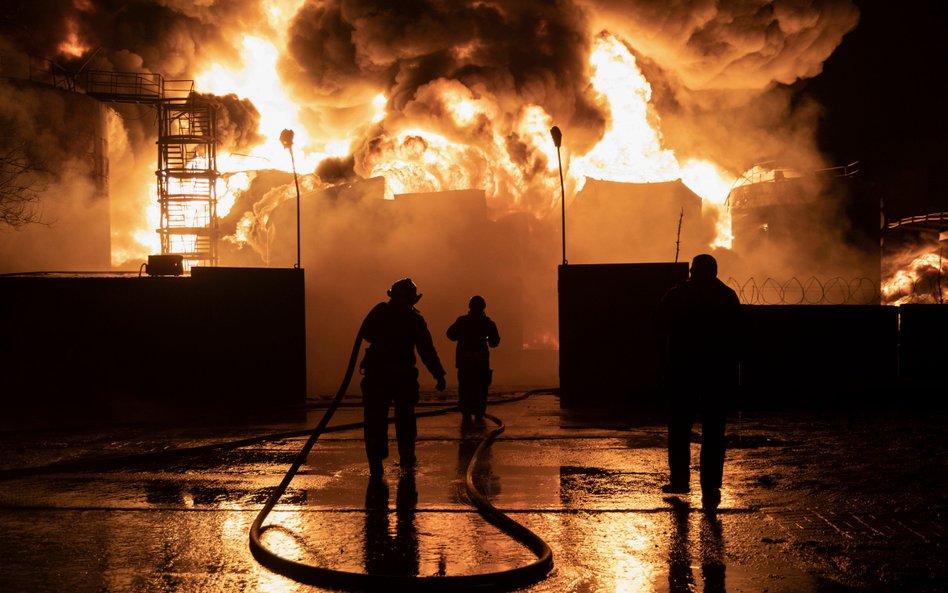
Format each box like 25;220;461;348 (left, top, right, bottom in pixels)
248;328;554;591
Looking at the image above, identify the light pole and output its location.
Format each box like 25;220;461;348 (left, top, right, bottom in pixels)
550;126;567;265
280;129;301;269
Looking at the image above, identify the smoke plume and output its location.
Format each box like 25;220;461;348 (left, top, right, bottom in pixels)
1;0;869;392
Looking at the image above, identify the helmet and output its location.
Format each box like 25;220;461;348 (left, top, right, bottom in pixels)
388;278;422;304
469;295;486;311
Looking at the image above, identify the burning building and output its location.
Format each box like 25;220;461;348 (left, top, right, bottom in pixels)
10;0;915;400
568;177;715;265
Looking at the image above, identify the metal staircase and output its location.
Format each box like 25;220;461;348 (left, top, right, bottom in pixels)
80;71;219;270
156;96;218;267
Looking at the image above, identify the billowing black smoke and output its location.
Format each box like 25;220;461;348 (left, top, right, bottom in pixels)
1;0;871;393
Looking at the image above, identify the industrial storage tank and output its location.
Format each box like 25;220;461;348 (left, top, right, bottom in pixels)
726;163;882;302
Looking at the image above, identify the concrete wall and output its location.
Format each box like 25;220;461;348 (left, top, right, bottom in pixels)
558;263;931;411
739;305;899;403
898;304;948;385
0;267;305;422
558;262;688;408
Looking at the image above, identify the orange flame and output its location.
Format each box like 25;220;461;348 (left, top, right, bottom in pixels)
571;34;735;245
57;18;90;59
572;34;679;186
114;25;743;263
881;250;947;305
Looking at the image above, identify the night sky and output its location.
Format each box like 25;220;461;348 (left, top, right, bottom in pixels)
802;1;947;222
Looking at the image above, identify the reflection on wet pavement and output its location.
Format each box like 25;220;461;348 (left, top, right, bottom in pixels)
0;391;944;592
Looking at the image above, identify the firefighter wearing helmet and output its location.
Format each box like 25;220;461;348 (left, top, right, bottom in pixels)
358;278;446;476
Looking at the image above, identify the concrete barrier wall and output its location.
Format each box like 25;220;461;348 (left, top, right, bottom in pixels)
739;305;899;400
0;267;306;420
898;304;947;384
558;263;926;410
558;263;688;408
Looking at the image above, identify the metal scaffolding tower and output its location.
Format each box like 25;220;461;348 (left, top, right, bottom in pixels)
156;96;218;267
81;71;220;270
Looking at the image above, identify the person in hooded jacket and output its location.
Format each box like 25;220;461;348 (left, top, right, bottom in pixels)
447;295;500;425
655;254;743;514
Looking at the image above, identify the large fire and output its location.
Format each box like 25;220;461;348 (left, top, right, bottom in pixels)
2;0;888;392
0;0;875;294
119;21;739;258
881;250;947;305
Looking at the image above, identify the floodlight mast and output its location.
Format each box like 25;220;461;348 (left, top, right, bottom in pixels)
551;126;567;265
280;129;302;269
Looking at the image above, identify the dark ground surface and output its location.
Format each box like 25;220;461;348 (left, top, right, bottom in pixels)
0;386;945;593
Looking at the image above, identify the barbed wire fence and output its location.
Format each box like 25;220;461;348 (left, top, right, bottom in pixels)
724;277;882;305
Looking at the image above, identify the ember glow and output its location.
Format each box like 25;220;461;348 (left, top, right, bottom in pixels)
57;19;90;59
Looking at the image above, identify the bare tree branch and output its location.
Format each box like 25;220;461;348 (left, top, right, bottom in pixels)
0;139;49;229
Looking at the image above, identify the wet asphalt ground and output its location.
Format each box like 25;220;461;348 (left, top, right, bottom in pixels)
0;388;945;593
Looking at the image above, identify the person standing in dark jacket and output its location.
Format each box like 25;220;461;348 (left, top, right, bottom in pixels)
359;278;446;475
655;254;742;514
447;295;500;425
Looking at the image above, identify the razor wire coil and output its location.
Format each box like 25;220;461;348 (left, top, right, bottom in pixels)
725;277;881;305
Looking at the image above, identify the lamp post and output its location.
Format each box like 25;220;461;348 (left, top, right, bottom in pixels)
280;129;301;269
550;126;567;265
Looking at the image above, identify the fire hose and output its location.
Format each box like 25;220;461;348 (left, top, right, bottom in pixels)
247;327;555;592
0;335;555;591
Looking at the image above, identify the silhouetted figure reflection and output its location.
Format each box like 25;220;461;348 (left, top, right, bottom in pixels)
667;497;695;593
359;278;447;476
666;497;728;592
363;472;420;576
656;254;742;513
447;295;500;426
699;513;727;593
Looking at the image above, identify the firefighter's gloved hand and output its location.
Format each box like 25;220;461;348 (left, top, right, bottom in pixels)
435;375;446;392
